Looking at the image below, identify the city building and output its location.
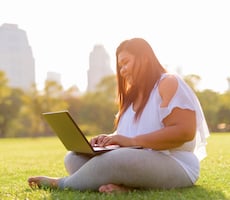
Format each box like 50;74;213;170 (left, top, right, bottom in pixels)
0;23;35;91
87;44;114;91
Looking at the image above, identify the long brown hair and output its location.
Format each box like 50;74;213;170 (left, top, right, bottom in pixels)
114;38;166;127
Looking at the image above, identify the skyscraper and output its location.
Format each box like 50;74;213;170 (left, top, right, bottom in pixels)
87;44;114;91
0;23;35;91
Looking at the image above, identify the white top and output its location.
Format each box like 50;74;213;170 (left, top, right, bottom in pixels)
117;73;210;183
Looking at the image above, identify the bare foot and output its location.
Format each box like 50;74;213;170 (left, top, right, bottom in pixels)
28;176;60;189
99;184;131;193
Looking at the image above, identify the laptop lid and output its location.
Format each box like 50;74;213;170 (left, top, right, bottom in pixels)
43;110;102;155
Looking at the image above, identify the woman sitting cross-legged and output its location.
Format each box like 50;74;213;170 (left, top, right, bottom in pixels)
28;38;209;193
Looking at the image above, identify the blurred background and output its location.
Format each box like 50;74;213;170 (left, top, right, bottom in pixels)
0;0;230;137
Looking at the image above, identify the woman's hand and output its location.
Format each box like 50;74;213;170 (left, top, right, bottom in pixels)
90;134;134;147
90;134;108;147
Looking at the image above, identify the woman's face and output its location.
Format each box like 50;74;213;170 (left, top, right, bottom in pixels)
117;50;135;85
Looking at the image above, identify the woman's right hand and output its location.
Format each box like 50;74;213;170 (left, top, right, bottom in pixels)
90;134;108;147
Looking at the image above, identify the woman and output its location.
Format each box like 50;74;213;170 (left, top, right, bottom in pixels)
28;38;209;193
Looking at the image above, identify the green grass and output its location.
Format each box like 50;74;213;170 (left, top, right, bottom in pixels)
0;133;229;200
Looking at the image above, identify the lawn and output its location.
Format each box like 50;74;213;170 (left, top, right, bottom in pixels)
0;133;229;200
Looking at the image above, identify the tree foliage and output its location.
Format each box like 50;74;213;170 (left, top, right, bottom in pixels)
0;72;23;137
0;71;230;138
183;74;201;91
65;75;117;135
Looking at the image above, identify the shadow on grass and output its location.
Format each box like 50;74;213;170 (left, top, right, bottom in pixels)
25;185;228;200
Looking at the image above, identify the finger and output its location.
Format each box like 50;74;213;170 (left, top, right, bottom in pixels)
90;137;99;146
96;136;105;146
101;137;113;146
97;135;106;145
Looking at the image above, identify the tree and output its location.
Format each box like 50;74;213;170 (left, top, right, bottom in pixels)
183;74;201;92
0;71;23;137
0;71;11;103
20;81;68;137
217;91;230;131
2;88;24;137
197;89;220;131
0;71;12;137
68;75;118;135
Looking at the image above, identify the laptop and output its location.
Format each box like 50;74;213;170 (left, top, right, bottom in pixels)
42;110;141;155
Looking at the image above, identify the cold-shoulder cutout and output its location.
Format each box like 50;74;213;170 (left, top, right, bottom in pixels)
158;74;178;107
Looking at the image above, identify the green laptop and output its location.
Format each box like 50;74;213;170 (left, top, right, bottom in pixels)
42;110;127;155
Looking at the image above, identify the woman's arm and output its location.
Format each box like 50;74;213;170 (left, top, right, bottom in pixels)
132;107;196;150
95;108;196;149
132;75;196;150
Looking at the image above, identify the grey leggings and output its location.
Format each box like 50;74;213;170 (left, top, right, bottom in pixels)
58;148;193;191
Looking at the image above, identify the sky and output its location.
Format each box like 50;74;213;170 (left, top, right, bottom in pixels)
0;0;230;93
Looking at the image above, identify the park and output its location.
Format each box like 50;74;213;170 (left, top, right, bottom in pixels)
0;73;230;199
0;133;229;199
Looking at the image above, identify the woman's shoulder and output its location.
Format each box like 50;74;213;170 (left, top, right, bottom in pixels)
160;73;178;84
158;73;179;95
158;73;179;107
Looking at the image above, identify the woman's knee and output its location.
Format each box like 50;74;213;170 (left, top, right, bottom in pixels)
64;152;75;167
64;152;76;174
64;152;91;175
